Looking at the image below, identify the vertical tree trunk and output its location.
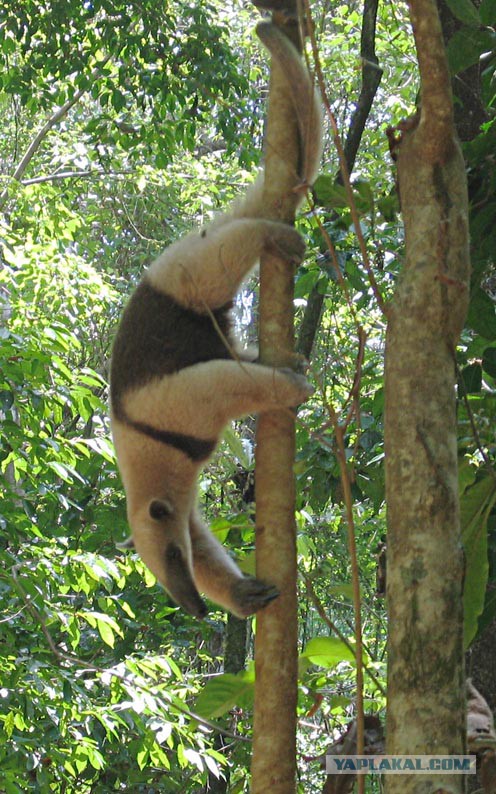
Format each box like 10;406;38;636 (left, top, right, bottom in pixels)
297;0;382;360
251;9;302;794
384;0;470;791
206;615;248;794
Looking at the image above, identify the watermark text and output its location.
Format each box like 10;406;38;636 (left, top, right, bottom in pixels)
326;755;476;774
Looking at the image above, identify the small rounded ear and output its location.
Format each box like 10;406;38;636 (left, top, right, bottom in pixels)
116;535;135;550
149;498;174;522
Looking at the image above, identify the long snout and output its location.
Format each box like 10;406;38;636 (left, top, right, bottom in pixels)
164;542;208;619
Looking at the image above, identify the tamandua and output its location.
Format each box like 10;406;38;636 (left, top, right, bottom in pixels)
110;22;322;618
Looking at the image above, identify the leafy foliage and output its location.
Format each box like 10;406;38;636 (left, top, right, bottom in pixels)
0;0;252;166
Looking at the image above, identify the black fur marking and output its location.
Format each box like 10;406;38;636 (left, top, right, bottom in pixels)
110;277;233;417
130;420;216;462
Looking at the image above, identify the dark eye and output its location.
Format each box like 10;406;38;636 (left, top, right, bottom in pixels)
149;499;172;521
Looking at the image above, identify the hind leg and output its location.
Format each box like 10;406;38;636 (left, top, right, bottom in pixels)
124;359;314;439
147;218;305;311
189;510;279;618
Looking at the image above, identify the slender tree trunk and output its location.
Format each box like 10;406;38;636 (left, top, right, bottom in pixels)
206;614;248;794
251;8;302;794
297;0;382;360
384;0;470;791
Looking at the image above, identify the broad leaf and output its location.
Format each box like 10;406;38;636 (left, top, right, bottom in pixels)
195;671;255;719
301;637;357;667
461;475;496;647
444;0;480;27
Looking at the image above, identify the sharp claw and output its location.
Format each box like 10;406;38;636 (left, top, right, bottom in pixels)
231;576;280;618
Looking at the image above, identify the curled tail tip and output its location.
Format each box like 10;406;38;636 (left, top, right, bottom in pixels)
255;20;323;183
256;20;300;55
255;19;270;35
255;20;275;39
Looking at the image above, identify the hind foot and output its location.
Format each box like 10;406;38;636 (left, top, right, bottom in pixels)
230;576;279;618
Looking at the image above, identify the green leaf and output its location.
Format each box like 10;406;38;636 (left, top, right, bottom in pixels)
377;192;399;222
223;426;252;469
46;461;86;484
119;599;136;619
461;475;496;647
477;588;496;635
447;28;496;74
149;740;170;767
237;549;256;576
466;288;496;339
177;743;187;769
301;636;357;667
111;89;126;112
13;712;27;730
79;611;123;648
353;180;374;214
460;362;482;393
479;0;496;24
372;389;385;418
482;347;496;378
459;458;477;495
327;584;354;601
86;745;105;770
3;711;14;739
136;746;149;770
313;176;348;208
0;389;14;410
66;616;81;650
209;518;232;543
444;0;480;27
195;671;254;719
64;760;77;777
295;269;320;299
97;620;115;647
346;261;367;292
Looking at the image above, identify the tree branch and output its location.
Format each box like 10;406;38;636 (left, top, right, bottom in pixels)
342;0;383;181
22;170;104;185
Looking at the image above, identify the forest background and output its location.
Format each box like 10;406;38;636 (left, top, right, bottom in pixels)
0;0;495;791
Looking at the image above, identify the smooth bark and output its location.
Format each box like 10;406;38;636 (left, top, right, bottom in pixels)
251;9;302;794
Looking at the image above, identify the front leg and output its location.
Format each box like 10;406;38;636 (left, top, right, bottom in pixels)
189;511;279;618
147;218;305;311
123;360;314;439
